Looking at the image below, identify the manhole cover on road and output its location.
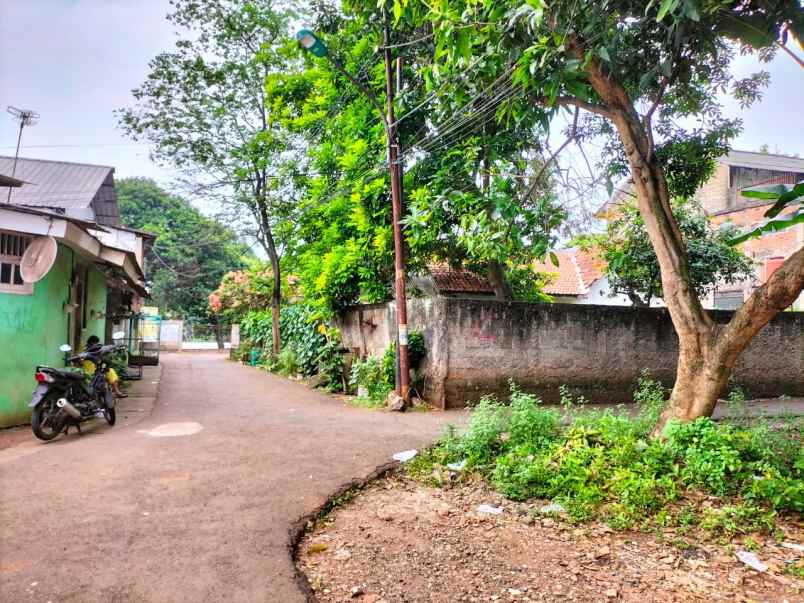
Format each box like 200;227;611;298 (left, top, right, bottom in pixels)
138;422;203;437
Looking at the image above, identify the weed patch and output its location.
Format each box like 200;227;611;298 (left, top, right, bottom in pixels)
414;379;803;534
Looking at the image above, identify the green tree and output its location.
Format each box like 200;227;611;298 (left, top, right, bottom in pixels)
595;199;754;307
117;178;248;332
269;2;563;311
119;0;300;355
406;0;804;430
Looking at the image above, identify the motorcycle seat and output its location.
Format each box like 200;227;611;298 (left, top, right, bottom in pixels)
40;367;85;381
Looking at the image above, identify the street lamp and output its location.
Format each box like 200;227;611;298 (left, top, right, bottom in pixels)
296;30;328;58
297;26;412;405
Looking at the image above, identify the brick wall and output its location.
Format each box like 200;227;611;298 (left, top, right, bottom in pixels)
709;203;804;309
338;299;804;409
694;162;731;213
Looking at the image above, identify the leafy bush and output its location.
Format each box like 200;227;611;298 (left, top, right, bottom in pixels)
315;327;344;392
279;305;327;375
427;383;803;530
380;329;426;387
349;357;391;406
240;305;328;376
276;347;299;376
632;370;667;434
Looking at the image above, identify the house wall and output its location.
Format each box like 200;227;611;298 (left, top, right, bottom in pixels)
710;205;804;310
0;244;108;427
575;278;633;306
338;299;804;409
694;162;731;213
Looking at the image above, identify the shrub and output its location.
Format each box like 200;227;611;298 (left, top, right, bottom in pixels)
632;370;666;435
349;357;391;406
380;329;426;387
276;347;298;376
452;396;508;467
422;384;803;532
240;305;329;376
315;327;344;392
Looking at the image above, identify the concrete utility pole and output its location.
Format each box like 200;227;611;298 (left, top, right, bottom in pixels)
297;14;411;402
382;13;411;402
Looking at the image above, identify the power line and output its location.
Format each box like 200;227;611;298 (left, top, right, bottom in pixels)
0;143;150;149
404;64;517;152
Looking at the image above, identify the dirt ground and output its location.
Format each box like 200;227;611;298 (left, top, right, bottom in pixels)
297;473;804;603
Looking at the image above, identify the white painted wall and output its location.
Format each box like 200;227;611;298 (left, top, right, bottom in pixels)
555;277;666;308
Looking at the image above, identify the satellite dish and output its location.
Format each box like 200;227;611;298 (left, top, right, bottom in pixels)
20;236;57;283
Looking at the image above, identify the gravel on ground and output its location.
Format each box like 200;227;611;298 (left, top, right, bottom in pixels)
298;473;804;603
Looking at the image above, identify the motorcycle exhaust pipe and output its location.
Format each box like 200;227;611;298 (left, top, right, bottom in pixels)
56;398;81;419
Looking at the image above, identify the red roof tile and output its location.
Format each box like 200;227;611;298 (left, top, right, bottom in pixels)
429;267;494;294
533;249;606;296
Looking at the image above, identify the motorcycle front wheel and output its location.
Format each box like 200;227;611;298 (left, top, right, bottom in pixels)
31;392;64;441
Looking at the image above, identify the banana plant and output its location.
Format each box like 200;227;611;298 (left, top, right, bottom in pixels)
729;182;804;245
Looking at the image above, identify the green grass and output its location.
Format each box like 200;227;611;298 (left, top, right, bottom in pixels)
408;378;803;533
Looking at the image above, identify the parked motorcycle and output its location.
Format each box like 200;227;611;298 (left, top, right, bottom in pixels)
29;333;127;441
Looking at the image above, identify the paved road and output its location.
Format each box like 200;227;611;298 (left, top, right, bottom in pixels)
0;353;461;602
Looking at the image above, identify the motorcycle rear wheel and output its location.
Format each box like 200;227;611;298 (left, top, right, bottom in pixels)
31;393;64;441
103;407;116;426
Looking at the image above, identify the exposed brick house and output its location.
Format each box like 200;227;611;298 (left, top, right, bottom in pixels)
598;150;804;310
701;151;804;310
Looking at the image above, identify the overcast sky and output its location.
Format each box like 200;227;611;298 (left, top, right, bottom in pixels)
1;0;803;193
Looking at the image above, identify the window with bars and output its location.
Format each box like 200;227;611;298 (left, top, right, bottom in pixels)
0;231;33;294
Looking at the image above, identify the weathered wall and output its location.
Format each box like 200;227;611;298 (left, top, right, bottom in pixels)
0;245;109;427
338;299;804;409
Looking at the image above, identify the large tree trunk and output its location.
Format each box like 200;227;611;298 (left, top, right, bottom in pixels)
572;39;804;432
264;231;281;358
487;260;513;301
257;204;282;357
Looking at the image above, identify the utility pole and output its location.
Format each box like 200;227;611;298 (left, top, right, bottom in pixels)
5;106;39;203
383;11;411;402
296;19;411;403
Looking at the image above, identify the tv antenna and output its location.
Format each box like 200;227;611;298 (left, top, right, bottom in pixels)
5;106;39;203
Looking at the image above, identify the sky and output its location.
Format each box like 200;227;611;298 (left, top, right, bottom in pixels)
0;0;177;183
1;1;803;194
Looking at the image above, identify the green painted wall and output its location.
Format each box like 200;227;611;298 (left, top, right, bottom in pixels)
0;244;109;428
80;266;108;346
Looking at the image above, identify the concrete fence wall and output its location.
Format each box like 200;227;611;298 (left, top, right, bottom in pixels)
336;298;804;409
159;320;183;352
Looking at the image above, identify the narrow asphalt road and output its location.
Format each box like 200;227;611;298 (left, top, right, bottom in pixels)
0;352;462;602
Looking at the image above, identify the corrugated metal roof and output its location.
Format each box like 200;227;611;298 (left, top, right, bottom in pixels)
0;156;114;209
724;150;804;172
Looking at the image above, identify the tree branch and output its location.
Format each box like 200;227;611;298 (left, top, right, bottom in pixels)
644;77;668;157
524;106;579;202
554;96;612;118
718;245;804;368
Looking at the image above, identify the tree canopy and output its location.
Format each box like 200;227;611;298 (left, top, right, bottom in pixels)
127;0;803;427
117;177;249;320
265;1;566;312
584;199;755;307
